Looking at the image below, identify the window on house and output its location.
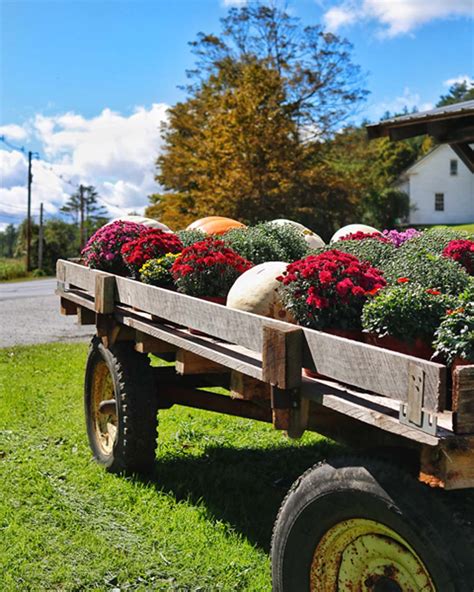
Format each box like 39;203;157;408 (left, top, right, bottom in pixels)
450;159;458;175
435;193;444;211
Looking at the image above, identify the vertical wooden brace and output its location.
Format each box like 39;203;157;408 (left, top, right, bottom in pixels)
95;274;116;314
262;325;307;438
452;365;474;434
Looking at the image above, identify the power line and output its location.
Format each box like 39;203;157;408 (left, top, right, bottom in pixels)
0;136;26;154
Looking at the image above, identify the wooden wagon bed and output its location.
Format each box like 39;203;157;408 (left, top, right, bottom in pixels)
56;259;474;491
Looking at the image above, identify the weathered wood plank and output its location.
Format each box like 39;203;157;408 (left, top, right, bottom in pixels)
135;331;177;354
262;325;303;389
59;259;99;292
176;349;226;375
301;376;441;446
57;261;446;411
60;297;77;315
229;371;270;401
95;274;116;314
420;436;474;490
452;365;474;434
56;287;96;311
115;310;263;380
77;307;96;325
303;332;446;412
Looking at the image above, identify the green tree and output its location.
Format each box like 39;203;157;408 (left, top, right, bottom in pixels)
60;185;108;239
0;224;18;258
437;80;474;107
153;4;367;232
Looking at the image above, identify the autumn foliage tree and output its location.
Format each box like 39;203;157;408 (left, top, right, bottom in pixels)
149;4;368;236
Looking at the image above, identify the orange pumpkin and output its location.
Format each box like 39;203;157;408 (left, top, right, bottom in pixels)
186;216;246;235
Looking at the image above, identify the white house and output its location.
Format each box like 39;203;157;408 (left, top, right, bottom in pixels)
397;144;474;225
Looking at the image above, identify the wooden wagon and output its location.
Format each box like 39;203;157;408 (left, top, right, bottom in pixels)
56;257;474;591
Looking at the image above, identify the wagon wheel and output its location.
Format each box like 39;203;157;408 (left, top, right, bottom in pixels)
84;336;158;474
271;457;474;592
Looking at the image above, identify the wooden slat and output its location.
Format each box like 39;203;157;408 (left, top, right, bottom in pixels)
301;377;441;446
115;309;263;380
452;365;474;434
56;261;446;410
302;332;446;411
56;288;96;311
57;259;99;292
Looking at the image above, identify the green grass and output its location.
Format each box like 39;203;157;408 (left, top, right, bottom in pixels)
0;258;28;281
0;343;340;591
432;223;474;234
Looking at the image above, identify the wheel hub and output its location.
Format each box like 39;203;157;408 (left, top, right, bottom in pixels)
91;360;118;455
310;518;435;592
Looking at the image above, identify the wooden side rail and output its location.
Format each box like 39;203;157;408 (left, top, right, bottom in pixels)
452;365;474;434
56;259;447;413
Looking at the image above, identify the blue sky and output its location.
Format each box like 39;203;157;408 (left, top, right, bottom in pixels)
0;0;473;228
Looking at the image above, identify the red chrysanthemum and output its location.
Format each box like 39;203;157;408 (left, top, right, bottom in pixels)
442;239;474;275
121;229;183;276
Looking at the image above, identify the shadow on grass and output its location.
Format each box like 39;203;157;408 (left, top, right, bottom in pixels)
136;439;344;552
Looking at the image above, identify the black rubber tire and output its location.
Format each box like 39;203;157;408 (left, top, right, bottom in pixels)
84;336;158;474
271;457;474;592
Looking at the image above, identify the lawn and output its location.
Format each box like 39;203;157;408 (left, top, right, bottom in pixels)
0;343;339;591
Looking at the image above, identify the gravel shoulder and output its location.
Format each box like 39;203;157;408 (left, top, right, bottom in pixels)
0;279;93;347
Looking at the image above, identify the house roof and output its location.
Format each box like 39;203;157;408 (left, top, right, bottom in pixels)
366;100;474;172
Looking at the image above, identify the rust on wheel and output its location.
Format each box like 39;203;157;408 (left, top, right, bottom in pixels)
310;518;435;592
90;359;118;455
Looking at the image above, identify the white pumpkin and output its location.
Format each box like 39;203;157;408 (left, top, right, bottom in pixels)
227;262;293;321
106;215;171;232
270;219;325;249
330;224;380;243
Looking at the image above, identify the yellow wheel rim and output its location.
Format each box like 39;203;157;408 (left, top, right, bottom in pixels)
91;360;117;455
310;518;435;592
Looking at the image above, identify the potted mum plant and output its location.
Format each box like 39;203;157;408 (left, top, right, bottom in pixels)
362;283;458;359
121;229;183;278
277;250;386;335
442;239;474;275
81;220;147;275
433;287;474;367
139;253;180;289
171;238;253;301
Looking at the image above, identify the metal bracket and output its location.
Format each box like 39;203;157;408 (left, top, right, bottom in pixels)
399;363;437;435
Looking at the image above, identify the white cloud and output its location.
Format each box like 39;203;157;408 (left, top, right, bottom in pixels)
367;87;433;121
221;0;247;5
0;124;29;142
323;0;473;37
443;74;474;88
0;103;170;227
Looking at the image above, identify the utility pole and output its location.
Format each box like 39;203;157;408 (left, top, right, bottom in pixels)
79;184;85;249
26;151;33;271
38;202;44;271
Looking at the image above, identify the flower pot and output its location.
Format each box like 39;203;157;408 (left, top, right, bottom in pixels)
303;328;364;379
365;334;434;360
189;296;226;336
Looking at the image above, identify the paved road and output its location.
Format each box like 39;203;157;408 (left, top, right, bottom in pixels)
0;278;94;347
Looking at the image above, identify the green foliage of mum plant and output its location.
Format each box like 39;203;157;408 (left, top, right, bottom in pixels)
361;284;458;343
382;249;471;295
177;228;207;247
400;227;472;257
223;222;309;265
433;287;474;364
330;238;395;269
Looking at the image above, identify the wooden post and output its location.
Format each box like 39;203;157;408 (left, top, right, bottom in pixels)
135;331;177;354
452;365;474;434
60;297;77;316
77;307;96;325
262;325;307;438
230;371;270;401
95;274;115;314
